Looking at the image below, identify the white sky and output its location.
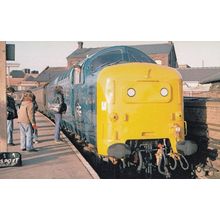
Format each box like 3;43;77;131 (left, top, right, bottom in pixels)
1;0;220;219
7;41;220;72
3;1;220;73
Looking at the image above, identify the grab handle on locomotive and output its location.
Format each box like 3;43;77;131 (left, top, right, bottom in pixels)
179;154;189;170
184;121;188;136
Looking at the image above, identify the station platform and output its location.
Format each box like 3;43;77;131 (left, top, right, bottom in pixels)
0;112;99;179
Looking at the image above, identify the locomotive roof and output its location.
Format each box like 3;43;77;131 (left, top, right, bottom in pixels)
67;43;174;60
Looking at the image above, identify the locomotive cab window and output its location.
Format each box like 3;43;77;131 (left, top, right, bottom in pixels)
90;50;123;73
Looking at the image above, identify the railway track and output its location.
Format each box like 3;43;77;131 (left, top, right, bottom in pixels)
184;97;220;178
62;128;198;179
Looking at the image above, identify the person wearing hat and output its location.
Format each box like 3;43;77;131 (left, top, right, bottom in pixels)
6;87;17;146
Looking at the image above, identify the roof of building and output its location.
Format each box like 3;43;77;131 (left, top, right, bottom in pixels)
67;47;105;59
36;67;68;82
133;43;173;55
67;43;174;60
24;75;37;81
31;70;39;74
10;70;25;78
179;64;191;68
200;72;220;84
177;67;220;82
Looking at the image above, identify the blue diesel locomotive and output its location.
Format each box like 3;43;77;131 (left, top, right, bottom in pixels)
34;46;197;178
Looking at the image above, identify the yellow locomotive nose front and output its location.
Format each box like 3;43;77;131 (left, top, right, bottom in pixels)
96;63;185;157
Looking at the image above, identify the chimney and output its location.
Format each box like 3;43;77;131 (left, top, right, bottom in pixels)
31;70;39;74
77;41;83;49
24;68;31;74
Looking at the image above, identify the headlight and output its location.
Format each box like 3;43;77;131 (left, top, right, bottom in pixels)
127;88;136;97
160;88;168;97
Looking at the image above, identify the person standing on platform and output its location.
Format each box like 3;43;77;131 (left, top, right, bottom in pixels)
23;90;39;144
52;86;66;143
6;87;17;146
18;91;38;152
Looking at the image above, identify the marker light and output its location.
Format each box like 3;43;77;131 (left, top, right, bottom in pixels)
160;88;168;97
127;88;136;97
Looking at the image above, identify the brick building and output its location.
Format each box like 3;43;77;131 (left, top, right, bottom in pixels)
178;67;220;97
6;70;25;89
7;69;39;90
36;66;68;86
66;41;178;68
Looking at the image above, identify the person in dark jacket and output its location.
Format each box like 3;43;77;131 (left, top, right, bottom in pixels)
52;86;66;143
6;87;17;146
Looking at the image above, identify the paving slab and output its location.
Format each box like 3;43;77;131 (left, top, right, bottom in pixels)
0;112;99;179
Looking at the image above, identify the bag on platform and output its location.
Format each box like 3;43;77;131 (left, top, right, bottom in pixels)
48;103;62;113
48;102;67;113
0;152;22;168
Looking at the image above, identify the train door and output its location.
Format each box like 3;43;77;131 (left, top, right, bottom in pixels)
73;65;86;139
69;68;78;134
70;69;75;116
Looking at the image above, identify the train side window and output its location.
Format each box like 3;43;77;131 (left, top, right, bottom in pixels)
80;68;84;83
74;71;80;85
71;70;74;84
74;65;82;85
